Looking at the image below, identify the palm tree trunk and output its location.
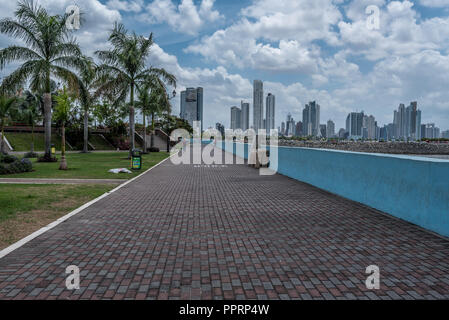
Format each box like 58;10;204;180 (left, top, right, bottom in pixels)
59;122;68;170
82;108;89;153
129;83;135;158
143;113;147;153
150;112;155;148
43;92;52;159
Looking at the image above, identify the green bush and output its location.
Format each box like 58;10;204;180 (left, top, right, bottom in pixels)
0;157;33;175
0;154;18;164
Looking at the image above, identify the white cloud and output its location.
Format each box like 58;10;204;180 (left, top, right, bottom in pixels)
106;0;144;13
138;0;222;35
419;0;449;7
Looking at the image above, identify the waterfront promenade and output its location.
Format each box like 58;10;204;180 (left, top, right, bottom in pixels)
0;147;448;300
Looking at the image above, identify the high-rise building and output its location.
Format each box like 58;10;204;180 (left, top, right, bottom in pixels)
265;93;275;134
363;114;376;139
442;130;449;139
241;101;250;131
230;106;241;130
253;80;264;131
326;120;335;138
302;101;320;136
393;102;421;140
320;124;327;138
346;111;364;139
281;122;285;135
285;113;296;136
422;123;440;139
180;87;203;132
295;121;303;137
338;128;348;139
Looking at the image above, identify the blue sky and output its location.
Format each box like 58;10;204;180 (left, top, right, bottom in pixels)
1;0;449;132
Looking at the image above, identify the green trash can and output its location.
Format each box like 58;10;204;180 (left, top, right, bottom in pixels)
131;149;142;170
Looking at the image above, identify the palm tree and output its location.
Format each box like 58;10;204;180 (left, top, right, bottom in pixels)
0;0;84;160
95;22;176;157
77;56;98;153
135;84;151;153
148;85;172;149
53;87;73;170
0;95;17;154
19;90;41;155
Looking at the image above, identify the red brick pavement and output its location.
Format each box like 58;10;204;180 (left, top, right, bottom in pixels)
0;147;449;300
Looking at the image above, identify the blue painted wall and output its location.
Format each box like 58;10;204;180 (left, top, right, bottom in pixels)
218;142;449;238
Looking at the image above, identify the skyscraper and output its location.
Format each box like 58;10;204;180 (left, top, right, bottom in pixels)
320;124;327;138
393;102;421;140
326;120;335;138
253;80;264;131
302;101;320;136
295;121;303;137
265;93;275;134
241;101;250;131
230;106;242;130
180;87;203;132
346;111;364;139
363;114;376;139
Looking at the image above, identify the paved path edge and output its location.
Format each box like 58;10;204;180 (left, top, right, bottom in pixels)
0;154;174;260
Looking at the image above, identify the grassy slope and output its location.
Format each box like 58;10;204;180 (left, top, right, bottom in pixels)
0;184;113;249
89;134;115;150
6;132;62;152
4;151;169;179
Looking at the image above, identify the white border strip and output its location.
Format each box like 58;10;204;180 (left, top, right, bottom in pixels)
0;153;174;259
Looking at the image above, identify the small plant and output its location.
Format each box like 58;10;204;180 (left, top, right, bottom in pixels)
0;155;33;175
23;151;39;158
148;147;160;152
38;154;57;162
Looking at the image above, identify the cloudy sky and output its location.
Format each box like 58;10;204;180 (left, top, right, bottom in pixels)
1;0;449;131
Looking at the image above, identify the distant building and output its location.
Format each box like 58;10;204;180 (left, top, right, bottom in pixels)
281;122;285;135
265;93;275;134
253;80;264;131
241;101;250;131
363;114;376;139
338;128;348;139
180;87;203;132
346;111;364;139
285;113;295;136
302;101;320;136
442;130;449;139
393;102;421;140
422;123;440;139
230;106;241;130
320;124;327;138
295;121;303;137
326;120;335;138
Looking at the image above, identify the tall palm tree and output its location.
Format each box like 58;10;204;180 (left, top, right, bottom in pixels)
95;22;176;157
0;95;17;154
77;57;97;153
0;0;84;160
19;90;42;154
135;84;151;153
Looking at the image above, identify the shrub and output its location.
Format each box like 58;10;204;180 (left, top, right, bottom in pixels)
148;147;160;152
0;154;18;164
0;157;33;175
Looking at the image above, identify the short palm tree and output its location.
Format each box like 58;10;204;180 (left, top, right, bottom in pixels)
0;0;84;160
95;22;176;157
53;87;73;170
0;95;17;154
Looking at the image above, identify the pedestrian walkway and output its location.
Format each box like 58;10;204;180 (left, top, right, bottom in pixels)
0;147;448;300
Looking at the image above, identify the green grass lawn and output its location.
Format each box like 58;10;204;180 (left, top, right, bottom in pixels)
89;134;115;150
4;151;169;179
6;132;62;152
0;184;114;249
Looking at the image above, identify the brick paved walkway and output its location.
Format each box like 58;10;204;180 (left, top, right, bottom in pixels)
0;147;449;300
